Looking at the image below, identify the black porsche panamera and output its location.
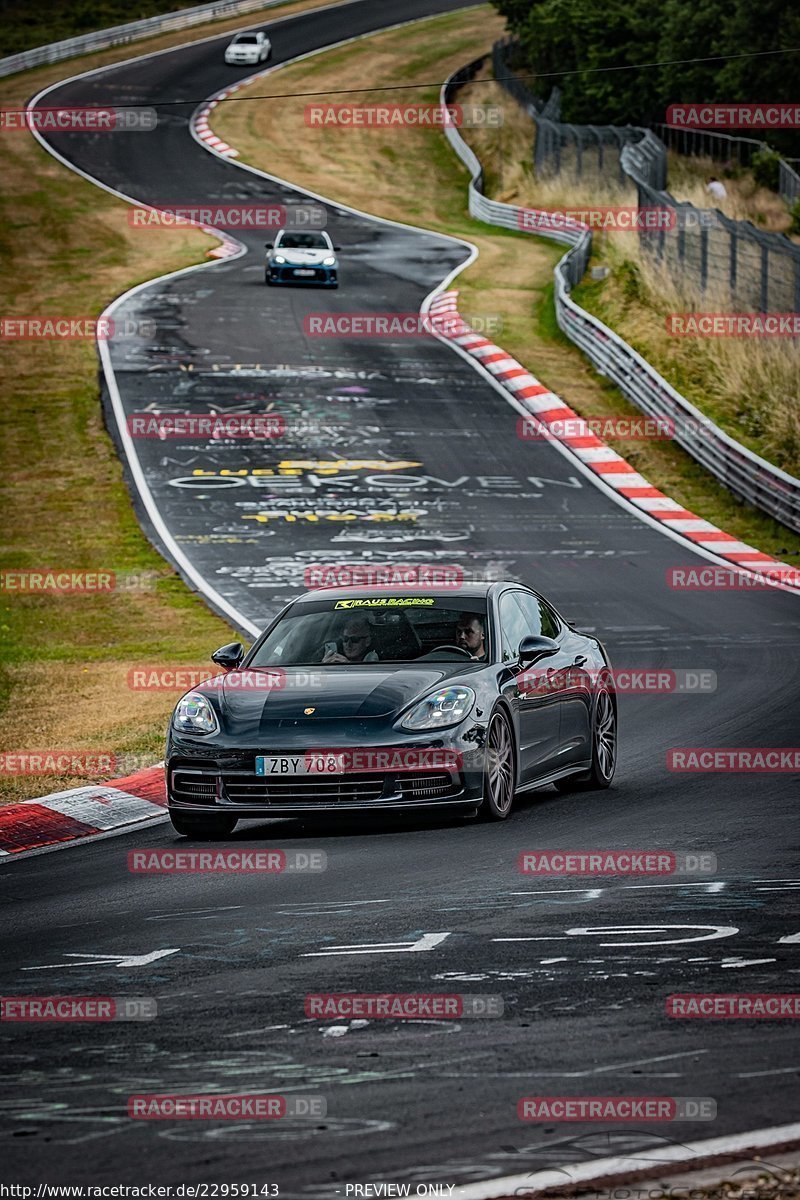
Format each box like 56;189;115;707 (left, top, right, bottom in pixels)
166;582;617;836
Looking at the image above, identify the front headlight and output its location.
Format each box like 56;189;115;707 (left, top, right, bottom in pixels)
322;256;336;266
273;254;286;264
400;686;475;731
173;691;219;735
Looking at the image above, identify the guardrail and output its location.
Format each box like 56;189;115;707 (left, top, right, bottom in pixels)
0;0;278;79
442;58;800;534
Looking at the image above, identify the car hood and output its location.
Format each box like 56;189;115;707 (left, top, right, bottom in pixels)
270;248;332;265
200;664;480;733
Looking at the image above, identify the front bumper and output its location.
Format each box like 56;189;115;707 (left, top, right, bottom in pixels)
266;263;337;286
166;730;485;818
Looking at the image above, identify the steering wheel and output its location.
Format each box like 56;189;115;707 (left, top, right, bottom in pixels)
424;644;474;659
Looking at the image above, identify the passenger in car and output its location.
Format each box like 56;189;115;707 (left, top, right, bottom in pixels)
322;618;380;664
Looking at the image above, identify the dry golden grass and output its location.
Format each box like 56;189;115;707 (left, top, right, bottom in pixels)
0;0;345;804
666;151;797;239
457;74;800;479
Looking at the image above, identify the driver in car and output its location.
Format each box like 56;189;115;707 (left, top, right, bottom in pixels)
322;618;380;664
455;613;487;662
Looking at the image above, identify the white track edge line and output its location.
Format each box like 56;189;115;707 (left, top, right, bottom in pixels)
451;1122;800;1200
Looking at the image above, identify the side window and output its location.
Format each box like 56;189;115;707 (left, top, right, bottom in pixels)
539;601;561;640
498;592;531;662
512;592;562;640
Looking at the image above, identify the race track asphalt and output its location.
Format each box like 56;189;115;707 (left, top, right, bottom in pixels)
3;0;799;1188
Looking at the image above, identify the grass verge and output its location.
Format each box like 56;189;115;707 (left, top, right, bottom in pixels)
0;0;348;805
459;73;800;480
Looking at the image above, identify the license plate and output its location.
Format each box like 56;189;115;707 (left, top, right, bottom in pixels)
293;268;315;277
256;754;343;776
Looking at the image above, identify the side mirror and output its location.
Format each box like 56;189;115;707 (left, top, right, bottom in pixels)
211;642;245;671
333;244;341;251
518;635;559;666
264;242;273;249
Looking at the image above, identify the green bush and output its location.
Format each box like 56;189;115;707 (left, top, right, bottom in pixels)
750;148;782;192
789;198;800;237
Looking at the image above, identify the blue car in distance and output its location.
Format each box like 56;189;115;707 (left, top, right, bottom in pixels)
264;229;339;287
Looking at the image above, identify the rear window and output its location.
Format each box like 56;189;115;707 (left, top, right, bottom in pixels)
233;34;259;43
249;596;490;666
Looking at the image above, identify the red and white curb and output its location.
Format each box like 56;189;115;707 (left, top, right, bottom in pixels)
0;767;166;858
428;291;799;589
195;83;244;158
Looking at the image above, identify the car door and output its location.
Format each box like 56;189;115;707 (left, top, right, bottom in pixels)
513;591;593;768
497;590;562;783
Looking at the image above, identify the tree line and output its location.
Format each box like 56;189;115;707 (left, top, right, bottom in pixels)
491;0;800;155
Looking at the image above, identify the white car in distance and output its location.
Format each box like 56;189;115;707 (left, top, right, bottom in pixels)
224;31;271;65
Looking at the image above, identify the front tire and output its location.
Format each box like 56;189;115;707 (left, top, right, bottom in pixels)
555;685;617;792
169;811;238;839
479;710;516;820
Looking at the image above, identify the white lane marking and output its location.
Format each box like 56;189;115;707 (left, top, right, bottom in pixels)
224;1025;290;1037
450;1122;800;1200
146;906;242;920
622;881;727;892
737;1067;800;1078
493;925;739;946
778;932;800;943
302;932;451;957
22;948;179;970
720;957;777;968
510;889;604;898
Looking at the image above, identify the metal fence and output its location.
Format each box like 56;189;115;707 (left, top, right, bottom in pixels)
441;59;800;535
493;37;800;314
492;39;667;190
654;123;800;208
0;0;277;79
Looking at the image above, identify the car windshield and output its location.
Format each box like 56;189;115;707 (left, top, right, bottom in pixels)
248;597;490;666
277;233;329;250
233;35;259;43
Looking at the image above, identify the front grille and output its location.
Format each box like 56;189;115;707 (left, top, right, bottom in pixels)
398;772;454;800
171;771;217;805
273;267;330;282
221;773;386;805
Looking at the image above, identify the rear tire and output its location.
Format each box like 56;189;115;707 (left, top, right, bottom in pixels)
169;811;237;839
554;685;617;792
479;710;516;820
